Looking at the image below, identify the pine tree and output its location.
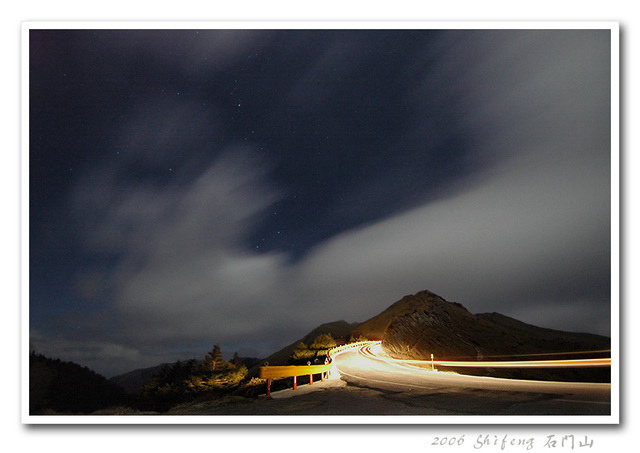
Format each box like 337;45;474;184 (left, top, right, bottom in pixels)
204;344;223;372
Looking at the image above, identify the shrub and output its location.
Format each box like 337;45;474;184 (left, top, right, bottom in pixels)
310;333;337;350
136;346;248;412
289;334;337;364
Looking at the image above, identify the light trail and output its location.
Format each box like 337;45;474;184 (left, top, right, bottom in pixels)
329;341;611;416
439;349;612;360
356;342;611;369
433;358;611;368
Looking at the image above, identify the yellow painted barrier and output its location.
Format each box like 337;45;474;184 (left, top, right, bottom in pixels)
259;363;333;379
258;341;378;396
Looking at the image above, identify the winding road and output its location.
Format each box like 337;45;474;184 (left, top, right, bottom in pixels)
331;342;612;415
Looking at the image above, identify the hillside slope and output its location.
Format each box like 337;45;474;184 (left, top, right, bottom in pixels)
248;320;358;375
356;290;610;381
30;352;129;414
109;363;174;394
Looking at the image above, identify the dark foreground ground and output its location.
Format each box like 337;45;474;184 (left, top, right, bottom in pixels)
154;377;610;417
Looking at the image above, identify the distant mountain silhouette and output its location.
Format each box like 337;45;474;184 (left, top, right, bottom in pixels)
109;362;175;394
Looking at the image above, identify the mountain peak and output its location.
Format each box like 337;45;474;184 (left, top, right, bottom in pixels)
351;290;469;340
349;289;610;381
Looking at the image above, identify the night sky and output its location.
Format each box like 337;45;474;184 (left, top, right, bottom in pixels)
29;28;612;377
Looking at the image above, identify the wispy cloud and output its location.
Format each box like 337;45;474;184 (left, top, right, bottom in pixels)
72;146;285;330
292;29;611;334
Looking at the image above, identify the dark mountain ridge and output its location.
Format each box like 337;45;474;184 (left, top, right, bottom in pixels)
30;352;129;414
109;362;176;395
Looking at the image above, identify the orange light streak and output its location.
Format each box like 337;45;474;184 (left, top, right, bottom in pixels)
433;358;611;368
359;343;610;368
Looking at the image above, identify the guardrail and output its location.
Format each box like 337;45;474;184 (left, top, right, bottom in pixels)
327;340;379;359
259;363;332;396
258;340;377;396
